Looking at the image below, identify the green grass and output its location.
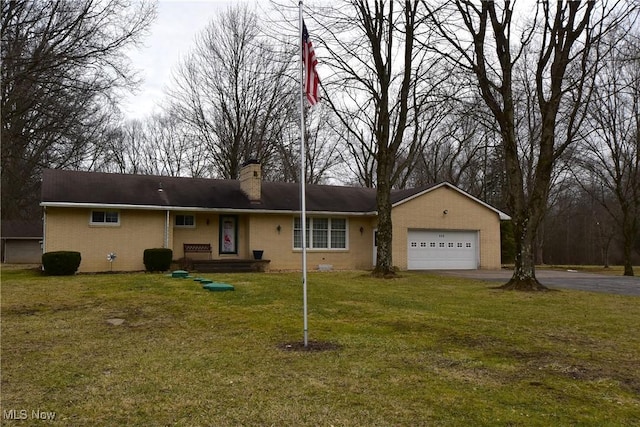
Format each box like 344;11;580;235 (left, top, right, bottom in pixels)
2;268;639;426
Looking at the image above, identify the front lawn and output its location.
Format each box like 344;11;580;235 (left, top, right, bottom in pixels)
2;269;639;426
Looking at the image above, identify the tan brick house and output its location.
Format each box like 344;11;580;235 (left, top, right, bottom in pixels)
41;163;509;273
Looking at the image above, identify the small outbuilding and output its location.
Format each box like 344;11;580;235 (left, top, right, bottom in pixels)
1;220;43;264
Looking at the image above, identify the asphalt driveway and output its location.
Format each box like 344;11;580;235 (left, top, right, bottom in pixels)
432;269;640;297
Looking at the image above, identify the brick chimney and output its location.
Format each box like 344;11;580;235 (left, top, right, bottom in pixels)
240;159;261;202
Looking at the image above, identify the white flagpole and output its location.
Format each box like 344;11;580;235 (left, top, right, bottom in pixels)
299;0;309;348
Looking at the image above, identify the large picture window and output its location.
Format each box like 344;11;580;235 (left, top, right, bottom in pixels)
294;217;347;249
90;210;119;225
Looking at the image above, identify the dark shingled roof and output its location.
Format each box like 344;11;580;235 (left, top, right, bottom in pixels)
41;169;432;214
1;220;42;239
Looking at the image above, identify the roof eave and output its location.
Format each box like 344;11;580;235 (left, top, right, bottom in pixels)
40;202;376;216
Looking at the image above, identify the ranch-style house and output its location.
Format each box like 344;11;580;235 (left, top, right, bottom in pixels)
40;162;510;273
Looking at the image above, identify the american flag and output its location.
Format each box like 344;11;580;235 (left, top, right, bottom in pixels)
302;21;320;105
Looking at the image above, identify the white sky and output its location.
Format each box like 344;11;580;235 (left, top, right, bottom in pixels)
121;0;265;119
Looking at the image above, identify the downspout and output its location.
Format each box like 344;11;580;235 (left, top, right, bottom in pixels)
164;210;170;248
42;206;47;254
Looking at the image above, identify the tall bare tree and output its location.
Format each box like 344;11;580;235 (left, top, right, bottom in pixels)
272;104;342;184
577;25;640;276
103;119;148;175
1;0;155;220
318;0;443;276
424;0;634;289
168;4;296;180
407;97;494;190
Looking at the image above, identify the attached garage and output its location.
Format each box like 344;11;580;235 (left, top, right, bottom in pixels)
407;230;479;270
391;183;509;270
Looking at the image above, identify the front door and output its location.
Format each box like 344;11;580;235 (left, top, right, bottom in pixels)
219;215;238;255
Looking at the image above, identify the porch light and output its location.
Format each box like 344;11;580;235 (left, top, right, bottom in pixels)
443;210;448;215
276;225;281;234
359;226;364;235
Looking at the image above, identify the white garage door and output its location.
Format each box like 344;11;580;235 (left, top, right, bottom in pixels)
408;230;478;270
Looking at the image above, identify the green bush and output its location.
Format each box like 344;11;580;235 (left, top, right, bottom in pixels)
42;251;81;275
501;220;516;264
143;248;173;272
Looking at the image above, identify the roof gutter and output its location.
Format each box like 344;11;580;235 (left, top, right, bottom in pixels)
40;202;377;217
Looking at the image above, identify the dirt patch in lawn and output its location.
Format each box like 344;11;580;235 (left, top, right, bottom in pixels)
278;340;342;352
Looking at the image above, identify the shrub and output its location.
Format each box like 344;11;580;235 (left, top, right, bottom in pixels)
42;251;81;275
144;248;173;272
501;220;516;264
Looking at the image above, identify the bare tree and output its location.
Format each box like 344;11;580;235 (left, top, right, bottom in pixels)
272;104;342;184
102;120;148;175
144;113;209;177
318;0;443;276
407;96;493;190
577;25;640;276
1;0;155;220
95;110;213;178
168;4;296;180
423;0;634;289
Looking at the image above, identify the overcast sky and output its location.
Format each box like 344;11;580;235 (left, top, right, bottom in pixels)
121;0;265;119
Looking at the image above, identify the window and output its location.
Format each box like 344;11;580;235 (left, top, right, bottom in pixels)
312;218;328;248
330;218;346;248
430;242;436;248
420;242;427;248
175;214;195;227
294;217;347;249
91;210;119;225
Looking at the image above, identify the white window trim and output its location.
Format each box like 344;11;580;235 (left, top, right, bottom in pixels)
293;217;349;251
174;214;196;228
89;210;120;226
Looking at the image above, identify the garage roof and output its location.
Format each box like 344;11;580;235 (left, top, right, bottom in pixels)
1;220;42;239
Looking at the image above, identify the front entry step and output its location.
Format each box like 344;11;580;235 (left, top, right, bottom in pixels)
192;259;270;273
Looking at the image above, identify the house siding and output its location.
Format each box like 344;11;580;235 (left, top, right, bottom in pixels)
44;207;166;272
42;185;503;273
243;214;376;271
172;213;218;259
391;186;502;269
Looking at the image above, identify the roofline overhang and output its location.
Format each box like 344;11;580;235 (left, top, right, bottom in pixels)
40;202;376;217
0;237;42;240
392;182;512;221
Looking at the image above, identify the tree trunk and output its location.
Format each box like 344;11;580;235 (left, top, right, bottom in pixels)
622;215;636;276
501;216;548;291
373;184;394;277
373;144;395;278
